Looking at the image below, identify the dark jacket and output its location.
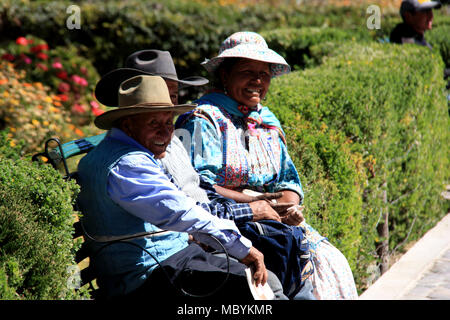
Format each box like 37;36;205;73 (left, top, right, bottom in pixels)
389;22;432;49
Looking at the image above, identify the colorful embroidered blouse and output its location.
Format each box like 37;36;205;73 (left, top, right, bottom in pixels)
175;92;304;202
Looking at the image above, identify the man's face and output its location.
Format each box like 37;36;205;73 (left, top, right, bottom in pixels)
122;111;175;159
405;9;434;35
165;80;179;104
120;79;179;158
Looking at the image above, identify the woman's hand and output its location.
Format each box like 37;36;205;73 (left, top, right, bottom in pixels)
268;203;304;225
276;204;304;226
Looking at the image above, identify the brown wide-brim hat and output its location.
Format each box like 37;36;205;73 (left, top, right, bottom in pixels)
95;49;208;107
94;75;196;130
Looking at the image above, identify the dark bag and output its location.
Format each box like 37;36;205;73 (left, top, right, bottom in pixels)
237;219;313;299
125;242;253;301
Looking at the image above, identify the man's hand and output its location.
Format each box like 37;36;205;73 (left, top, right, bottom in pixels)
240;247;268;286
249;200;281;222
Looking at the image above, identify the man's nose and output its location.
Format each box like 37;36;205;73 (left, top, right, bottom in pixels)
159;124;174;135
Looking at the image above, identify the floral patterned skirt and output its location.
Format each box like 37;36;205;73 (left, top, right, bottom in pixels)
301;222;359;300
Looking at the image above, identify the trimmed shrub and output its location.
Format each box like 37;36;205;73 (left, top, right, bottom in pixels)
0;1;447;98
0;132;90;299
261;27;371;70
266;42;449;291
427;25;450;68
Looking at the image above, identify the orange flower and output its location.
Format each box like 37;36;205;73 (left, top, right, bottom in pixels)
74;128;84;136
0;79;8;85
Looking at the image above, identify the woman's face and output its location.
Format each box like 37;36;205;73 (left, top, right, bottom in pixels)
221;59;271;107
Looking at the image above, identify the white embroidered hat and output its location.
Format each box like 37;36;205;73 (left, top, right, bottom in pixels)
201;31;291;77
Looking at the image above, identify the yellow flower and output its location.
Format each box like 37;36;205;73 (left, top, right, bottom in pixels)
9;140;16;147
9;99;19;106
31;119;40;126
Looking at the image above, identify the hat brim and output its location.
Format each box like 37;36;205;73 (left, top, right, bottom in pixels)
94;103;197;130
418;2;441;10
401;1;442;13
201;44;291;77
95;68;209;107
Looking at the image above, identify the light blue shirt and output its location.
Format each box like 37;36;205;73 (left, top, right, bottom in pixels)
106;128;252;260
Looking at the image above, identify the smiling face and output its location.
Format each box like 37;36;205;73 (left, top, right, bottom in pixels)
121;111;174;159
220;59;271;107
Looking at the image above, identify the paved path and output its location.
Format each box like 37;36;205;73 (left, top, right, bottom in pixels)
359;211;450;300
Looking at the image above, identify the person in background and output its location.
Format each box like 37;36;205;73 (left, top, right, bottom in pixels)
390;0;442;48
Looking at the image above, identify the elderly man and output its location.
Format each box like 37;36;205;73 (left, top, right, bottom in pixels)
76;75;289;300
390;0;442;48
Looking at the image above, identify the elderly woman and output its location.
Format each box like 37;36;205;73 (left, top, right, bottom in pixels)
175;31;358;299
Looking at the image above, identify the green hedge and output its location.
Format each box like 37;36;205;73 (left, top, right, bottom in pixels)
1;0;447;89
427;25;450;67
261;27;371;70
0;133;90;299
266;42;449;291
0;1;371;77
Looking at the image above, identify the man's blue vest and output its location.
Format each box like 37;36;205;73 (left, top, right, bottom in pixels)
77;135;188;297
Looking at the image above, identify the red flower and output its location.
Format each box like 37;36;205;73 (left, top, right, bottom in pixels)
52;61;63;69
36;52;48;60
91;108;104;116
19;53;32;64
57;94;69;102
56;70;68;80
71;74;88;87
31;44;49;53
16;37;28;46
1;53;15;62
58;82;70;93
72;103;86;114
90;100;103;116
36;63;48;71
